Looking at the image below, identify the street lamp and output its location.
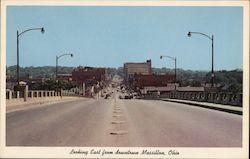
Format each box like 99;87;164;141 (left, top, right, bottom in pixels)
187;31;215;87
160;55;177;83
56;53;73;81
16;27;45;90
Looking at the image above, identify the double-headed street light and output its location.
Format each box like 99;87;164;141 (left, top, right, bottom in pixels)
187;31;215;87
16;27;45;89
56;53;74;81
160;55;177;83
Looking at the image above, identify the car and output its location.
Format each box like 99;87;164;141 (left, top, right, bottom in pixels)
124;94;133;99
104;94;111;99
119;95;124;99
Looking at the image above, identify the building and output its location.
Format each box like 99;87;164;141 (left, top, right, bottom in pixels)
57;74;72;81
72;66;107;86
124;60;152;86
71;66;107;96
133;74;175;89
124;59;176;89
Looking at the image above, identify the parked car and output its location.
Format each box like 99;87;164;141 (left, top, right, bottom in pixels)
119;95;124;99
104;94;111;99
124;94;133;99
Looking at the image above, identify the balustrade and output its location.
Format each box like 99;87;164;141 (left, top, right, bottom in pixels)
159;91;242;106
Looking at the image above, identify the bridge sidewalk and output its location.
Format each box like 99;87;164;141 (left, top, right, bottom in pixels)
6;96;87;112
161;98;242;115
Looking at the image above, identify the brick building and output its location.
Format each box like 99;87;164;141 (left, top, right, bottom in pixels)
124;59;176;90
72;66;107;86
124;60;152;86
133;74;175;89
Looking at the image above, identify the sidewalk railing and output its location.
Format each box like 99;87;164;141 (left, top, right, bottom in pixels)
6;89;62;101
159;91;242;106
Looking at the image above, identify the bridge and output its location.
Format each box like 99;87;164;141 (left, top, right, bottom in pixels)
5;86;242;147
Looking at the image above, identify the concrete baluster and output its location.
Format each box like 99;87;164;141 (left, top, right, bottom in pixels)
193;92;196;100
221;93;227;104
230;94;237;105
31;91;34;98
9;90;12;99
199;92;203;101
227;93;232;105
194;92;199;101
215;93;222;104
209;93;214;103
183;92;186;100
16;91;20;99
9;90;12;100
192;92;196;100
190;92;193;100
212;93;216;103
201;92;205;101
196;92;200;101
214;93;218;103
207;93;211;102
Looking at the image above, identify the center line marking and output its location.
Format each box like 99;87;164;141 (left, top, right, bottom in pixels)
111;121;126;124
113;115;122;117
110;130;128;135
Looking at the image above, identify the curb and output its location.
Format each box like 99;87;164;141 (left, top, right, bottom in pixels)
6;97;86;112
161;99;242;115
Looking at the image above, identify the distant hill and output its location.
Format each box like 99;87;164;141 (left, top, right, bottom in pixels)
6;65;74;78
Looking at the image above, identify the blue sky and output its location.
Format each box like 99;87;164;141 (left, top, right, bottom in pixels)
6;6;243;70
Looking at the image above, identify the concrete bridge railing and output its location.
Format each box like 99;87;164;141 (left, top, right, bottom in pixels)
6;89;63;102
160;91;242;106
61;90;79;96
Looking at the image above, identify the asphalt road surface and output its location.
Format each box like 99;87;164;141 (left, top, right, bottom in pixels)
6;95;242;147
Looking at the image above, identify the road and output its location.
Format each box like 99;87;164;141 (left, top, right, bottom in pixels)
6;94;242;147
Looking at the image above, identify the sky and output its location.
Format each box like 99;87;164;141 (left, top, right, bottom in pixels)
6;6;243;70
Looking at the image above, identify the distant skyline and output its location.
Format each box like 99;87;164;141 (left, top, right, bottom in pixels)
7;6;243;70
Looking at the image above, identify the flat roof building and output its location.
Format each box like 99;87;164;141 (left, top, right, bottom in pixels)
72;66;107;86
133;74;175;89
124;60;152;87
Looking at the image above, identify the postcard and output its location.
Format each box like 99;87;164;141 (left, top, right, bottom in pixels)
0;0;249;158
